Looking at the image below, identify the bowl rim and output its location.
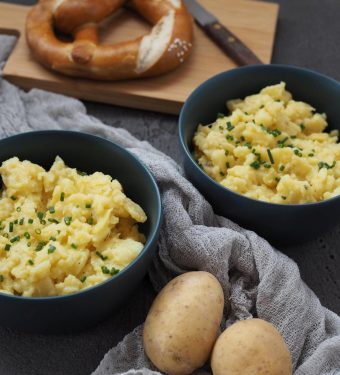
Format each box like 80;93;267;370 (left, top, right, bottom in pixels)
179;63;340;209
0;130;162;301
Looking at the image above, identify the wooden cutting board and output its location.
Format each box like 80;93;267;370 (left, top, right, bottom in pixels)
0;0;279;114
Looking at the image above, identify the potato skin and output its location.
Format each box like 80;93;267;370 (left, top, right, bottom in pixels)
211;318;292;375
143;271;224;375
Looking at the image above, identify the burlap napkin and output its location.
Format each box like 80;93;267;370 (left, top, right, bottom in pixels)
1;35;340;375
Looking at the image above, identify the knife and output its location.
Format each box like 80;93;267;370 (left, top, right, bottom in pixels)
185;0;263;66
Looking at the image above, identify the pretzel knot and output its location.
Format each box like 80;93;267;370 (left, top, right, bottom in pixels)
26;0;194;80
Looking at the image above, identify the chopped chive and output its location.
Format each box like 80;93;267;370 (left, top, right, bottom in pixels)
300;123;305;131
244;112;249;115
267;149;274;164
96;251;108;261
14;220;18;225
101;266;110;274
35;229;41;235
27;259;34;265
86;218;94;225
219;125;224;130
37;212;44;220
19;218;24;225
291;135;297;139
240;136;245;142
10;235;20;243
28;218;34;224
48;245;56;254
110;267;119;276
279;165;285;172
3;233;9;238
226;135;234;141
10;195;17;201
259;104;265;109
319;161;336;170
57;230;61;234
281;196;287;200
24;232;30;239
35;241;47;252
4;244;11;251
27;242;31;247
64;216;72;226
308;153;314;157
48;218;59;224
80;275;87;283
60;192;65;201
9;222;13;233
294;149;302;157
227;122;234;131
217;112;225;119
277;137;288;147
226;162;230;168
0;275;4;282
275;99;281;102
263;163;271;169
49;236;56;241
244;142;252;149
16;207;21;212
48;207;55;214
40;219;46;225
77;170;88;176
71;243;77;249
250;161;261;169
85;203;92;209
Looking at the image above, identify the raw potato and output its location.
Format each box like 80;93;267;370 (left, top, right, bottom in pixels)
143;271;224;375
211;318;292;375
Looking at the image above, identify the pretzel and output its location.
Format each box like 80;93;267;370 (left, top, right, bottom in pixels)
26;0;193;80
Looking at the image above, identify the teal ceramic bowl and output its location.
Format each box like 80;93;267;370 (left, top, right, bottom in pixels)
179;65;340;245
0;131;161;333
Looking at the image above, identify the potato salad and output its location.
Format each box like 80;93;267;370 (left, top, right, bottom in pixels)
193;82;340;204
0;156;147;297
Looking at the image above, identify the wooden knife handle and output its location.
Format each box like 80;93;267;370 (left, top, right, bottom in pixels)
204;22;263;66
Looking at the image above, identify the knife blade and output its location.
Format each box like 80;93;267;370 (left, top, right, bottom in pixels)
184;0;263;66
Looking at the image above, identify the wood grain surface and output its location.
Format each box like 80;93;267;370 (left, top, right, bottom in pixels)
0;0;278;113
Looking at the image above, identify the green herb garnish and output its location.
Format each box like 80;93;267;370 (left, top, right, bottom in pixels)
35;229;41;235
281;196;287;200
0;275;4;282
64;216;72;226
279;165;285;172
60;192;65;201
35;241;47;252
71;243;77;249
28;218;34;224
101;266;110;274
10;196;17;201
16;207;21;212
96;251;108;261
85;203;92;209
48;245;56;254
318;161;336;170
4;244;11;251
217;112;225;119
263;163;271;169
49;236;56;241
110;267;119;276
48;207;55;214
267;149;274;164
86;218;94;225
27;259;34;266
9;222;13;233
227;122;234;131
37;212;44;220
80;276;87;283
19;218;24;225
226;135;234;141
48;218;59;224
10;235;20;243
300;123;305;131
250;161;261;169
24;232;30;239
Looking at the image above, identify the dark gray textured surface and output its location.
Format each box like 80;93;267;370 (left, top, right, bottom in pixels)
0;0;340;374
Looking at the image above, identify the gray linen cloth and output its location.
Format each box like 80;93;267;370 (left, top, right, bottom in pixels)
1;35;340;375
